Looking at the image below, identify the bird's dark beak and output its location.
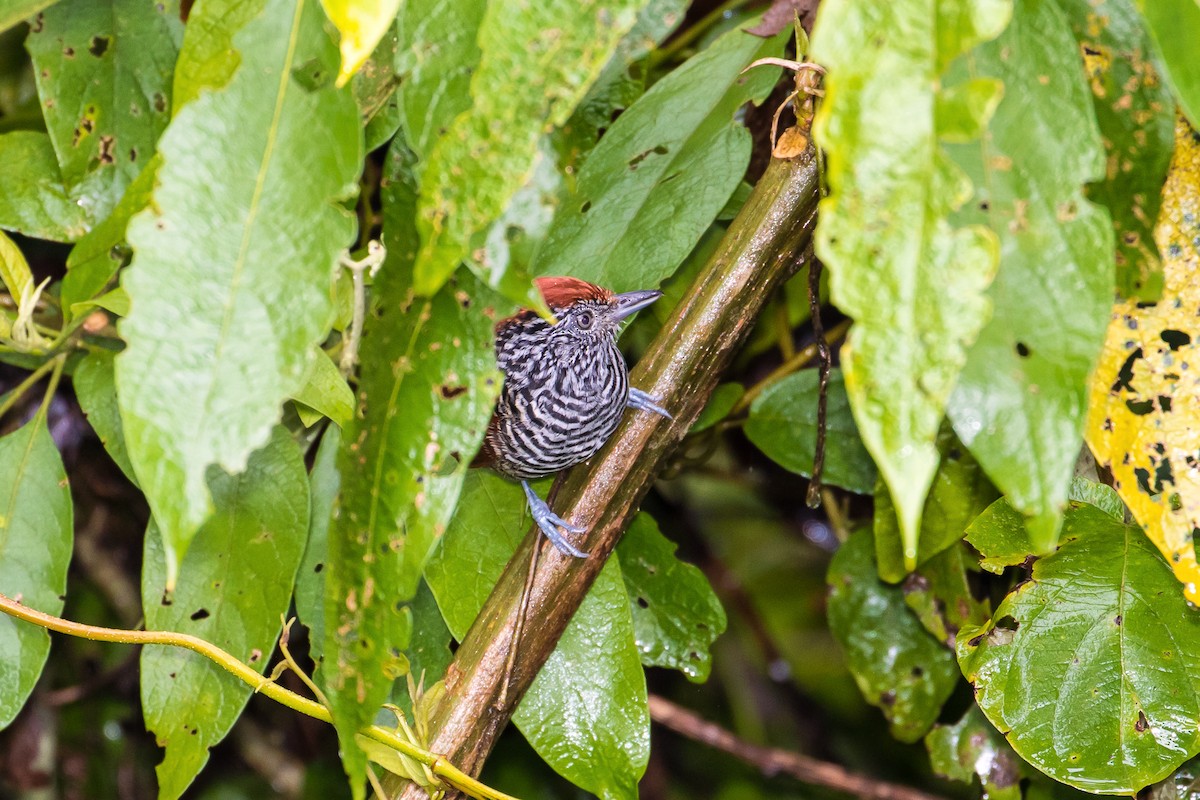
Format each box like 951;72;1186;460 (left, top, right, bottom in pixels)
613;289;662;321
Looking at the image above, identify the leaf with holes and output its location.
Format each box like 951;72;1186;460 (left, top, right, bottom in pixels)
746;367;877;495
425;471;649;800
115;0;360;590
140;427;308;800
1085;116;1200;604
25;0;182;225
320;137;501;798
0;417;72;730
1057;0;1175;300
412;0;646;301
812;0;1007;569
944;0;1114;556
827;528;960;743
532;22;785;293
958;504;1200;793
617;513;725;682
926;705;1022;800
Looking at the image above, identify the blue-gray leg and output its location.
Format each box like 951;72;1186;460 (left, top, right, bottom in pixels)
521;480;588;558
628;387;671;418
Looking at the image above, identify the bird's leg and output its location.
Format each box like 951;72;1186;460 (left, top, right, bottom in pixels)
521;480;588;558
628;387;671;419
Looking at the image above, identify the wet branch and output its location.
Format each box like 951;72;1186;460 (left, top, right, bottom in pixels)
392;145;823;800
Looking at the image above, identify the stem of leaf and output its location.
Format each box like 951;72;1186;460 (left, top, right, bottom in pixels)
339;241;386;377
649;0;755;68
0;354;66;424
0;592;519;800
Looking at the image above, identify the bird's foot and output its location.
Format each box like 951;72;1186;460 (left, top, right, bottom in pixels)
522;481;588;558
628;387;671;419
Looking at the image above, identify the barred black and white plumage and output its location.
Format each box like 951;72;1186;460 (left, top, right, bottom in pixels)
475;276;670;557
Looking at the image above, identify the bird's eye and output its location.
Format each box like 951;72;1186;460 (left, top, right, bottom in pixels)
576;311;594;330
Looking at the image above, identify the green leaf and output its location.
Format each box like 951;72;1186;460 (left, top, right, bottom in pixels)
0;417;73;730
926;705;1022;800
352;16;400;150
73;350;136;482
1138;0;1200;133
691;382;742;433
425;472;649;800
532;23;786;293
0;1;61;35
1057;0;1175;300
616;514;725;682
1068;475;1124;520
0;230;33;301
115;0;361;590
395;0;485;160
294;425;340;665
318;0;401;86
901;543;989;647
412;0;647;299
291;348;354;428
321;137;500;796
874;425;998;583
943;0;1114;556
958;504;1200;793
812;0;1009;567
826;528;959;743
25;0;182;225
141;426;309;800
745;367;876;495
169;0;265;109
0;131;91;241
391;580;453;716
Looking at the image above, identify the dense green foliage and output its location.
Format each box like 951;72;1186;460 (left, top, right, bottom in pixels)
0;1;1199;799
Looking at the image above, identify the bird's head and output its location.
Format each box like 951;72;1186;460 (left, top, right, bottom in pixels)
534;276;662;341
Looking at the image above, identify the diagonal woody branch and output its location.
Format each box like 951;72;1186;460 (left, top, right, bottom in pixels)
395;146;821;799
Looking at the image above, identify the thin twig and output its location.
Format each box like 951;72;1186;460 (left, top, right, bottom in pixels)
0;592;520;800
0;354;64;423
339;240;387;377
730;317;850;418
805;246;829;509
648;695;950;800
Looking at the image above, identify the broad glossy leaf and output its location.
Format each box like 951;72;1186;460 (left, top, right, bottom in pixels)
394;0;484;160
1068;476;1124;521
0;417;72;729
318;0;401;86
812;0;1008;567
617;514;725;682
115;0;361;589
168;0;264;109
944;0;1113;555
291;348;354;428
425;472;649;800
926;705;1022;800
1085;117;1200;604
958;504;1200;793
826;528;959;743
25;0;181;225
320;135;500;796
901;544;989;648
875;425;997;583
0;230;32;301
294;426;340;665
412;0;646;299
1058;0;1174;300
0;131;90;240
532;23;785;293
1138;0;1200;131
745;367;876;495
73;350;136;482
141;427;309;800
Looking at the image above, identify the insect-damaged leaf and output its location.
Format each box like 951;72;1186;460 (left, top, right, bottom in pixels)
115;0;360;590
944;0;1114;556
958;504;1200;794
141;427;308;800
811;0;1007;569
1085;116;1200;605
319;139;501;799
411;0;647;302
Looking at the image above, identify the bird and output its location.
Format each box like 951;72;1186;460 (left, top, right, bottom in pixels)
474;276;670;557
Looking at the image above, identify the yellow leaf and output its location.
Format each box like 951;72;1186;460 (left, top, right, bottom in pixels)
1086;115;1200;604
319;0;402;87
